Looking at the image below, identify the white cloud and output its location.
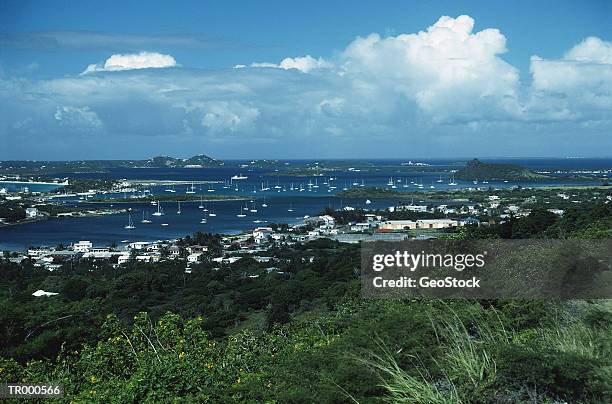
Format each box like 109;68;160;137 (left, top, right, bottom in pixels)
246;55;330;73
54;105;103;130
82;51;177;74
530;37;612;119
2;15;612;158
337;15;521;122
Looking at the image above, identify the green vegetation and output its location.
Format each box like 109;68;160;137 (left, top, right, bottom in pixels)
456;159;549;181
1;198;611;402
0;202;26;223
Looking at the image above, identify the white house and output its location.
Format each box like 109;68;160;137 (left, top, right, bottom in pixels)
187;252;203;263
416;219;459;229
253;227;273;244
25;207;39;218
379;220;417;231
73;240;93;253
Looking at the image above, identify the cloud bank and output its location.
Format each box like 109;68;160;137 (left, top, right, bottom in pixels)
1;15;611;159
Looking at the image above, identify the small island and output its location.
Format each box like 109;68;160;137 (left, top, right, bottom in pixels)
455;159;549;181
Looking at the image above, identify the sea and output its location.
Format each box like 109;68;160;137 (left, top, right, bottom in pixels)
0;158;610;251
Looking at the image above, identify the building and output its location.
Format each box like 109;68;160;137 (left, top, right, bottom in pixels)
25;207;39;218
187;245;209;254
128;241;150;250
379;220;417;231
187;252;203;263
253;227;273;244
73;240;93;253
416;219;458;229
394;204;429;213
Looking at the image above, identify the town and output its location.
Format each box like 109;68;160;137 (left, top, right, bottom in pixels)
5;185;610;287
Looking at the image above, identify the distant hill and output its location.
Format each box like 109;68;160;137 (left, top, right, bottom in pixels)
455;159;548;181
143;154;222;168
0;154;223;175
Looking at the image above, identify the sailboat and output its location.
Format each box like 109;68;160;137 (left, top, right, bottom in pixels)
448;175;457;186
208;202;216;217
198;196;204;209
313;178;319;189
437;175;443;183
287;202;294;212
236;205;246;217
124;214;136;229
387;177;394;186
360;179;365;187
152;202;164;216
141;211;152;224
403;178;409;188
177;201;182;214
249;201;258;213
261;196;268;208
186;182;196;194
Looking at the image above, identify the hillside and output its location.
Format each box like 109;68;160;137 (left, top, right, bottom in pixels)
456;159;548;181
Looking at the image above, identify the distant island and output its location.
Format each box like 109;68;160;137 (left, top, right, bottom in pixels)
142;154;222;168
0;154;223;175
455;159;548;181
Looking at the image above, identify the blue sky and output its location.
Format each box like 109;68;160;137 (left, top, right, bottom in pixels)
1;0;611;160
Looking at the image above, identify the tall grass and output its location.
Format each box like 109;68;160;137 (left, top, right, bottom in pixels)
358;309;511;403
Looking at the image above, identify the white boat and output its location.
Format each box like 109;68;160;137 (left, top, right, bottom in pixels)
437;175;443;183
287;202;294;212
387;177;394;186
152;202;164;216
313;179;319;189
200;218;207;224
231;174;248;180
186;182;196;194
141;211;152;224
177;201;181;214
365;199;371;204
261;196;268;208
161;223;169;226
124;214;136;229
237;206;246;217
448;175;457;186
198;196;204;209
208;203;216;217
249;201;258;213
